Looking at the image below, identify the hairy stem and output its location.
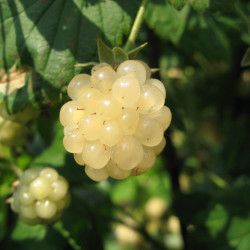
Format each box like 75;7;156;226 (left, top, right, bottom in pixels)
124;0;149;52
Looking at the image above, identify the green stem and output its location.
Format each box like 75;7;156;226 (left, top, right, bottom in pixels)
124;0;149;52
207;171;227;189
234;4;249;28
53;221;81;250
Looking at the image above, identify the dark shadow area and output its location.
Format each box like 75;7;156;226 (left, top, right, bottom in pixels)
184;184;250;249
145;9;250;246
59;153;113;249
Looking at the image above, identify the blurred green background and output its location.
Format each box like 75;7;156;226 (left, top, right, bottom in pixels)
0;0;250;249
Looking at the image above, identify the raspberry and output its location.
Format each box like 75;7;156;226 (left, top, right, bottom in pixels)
60;60;172;181
10;168;70;225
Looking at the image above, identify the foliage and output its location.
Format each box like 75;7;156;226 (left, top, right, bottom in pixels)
0;0;250;249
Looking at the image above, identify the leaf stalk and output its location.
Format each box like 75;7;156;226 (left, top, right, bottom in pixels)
124;0;149;52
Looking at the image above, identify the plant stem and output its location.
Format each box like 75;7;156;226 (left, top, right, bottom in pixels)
124;0;149;52
53;221;81;250
207;171;227;189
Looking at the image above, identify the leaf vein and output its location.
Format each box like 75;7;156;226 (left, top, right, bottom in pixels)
3;0;40;23
74;1;85;76
43;0;67;78
19;0;56;58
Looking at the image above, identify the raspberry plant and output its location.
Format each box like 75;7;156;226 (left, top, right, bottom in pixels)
1;0;250;250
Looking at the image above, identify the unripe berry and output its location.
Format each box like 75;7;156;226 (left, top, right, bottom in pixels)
10;167;70;225
0;68;39;147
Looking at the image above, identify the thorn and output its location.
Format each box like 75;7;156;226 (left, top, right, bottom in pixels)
103;120;106;125
77;108;85;110
90;112;96;115
136;107;139;111
122;107;124;109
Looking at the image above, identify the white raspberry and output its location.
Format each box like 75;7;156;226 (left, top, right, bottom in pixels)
10;168;70;225
60;60;172;181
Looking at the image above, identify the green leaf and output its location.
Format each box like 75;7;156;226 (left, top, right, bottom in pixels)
241;47;250;67
166;0;237;12
206;204;229;237
191;0;209;13
32;121;66;168
111;178;137;205
227;217;250;249
11;220;47;241
5;82;30;115
167;0;186;10
0;0;137;106
145;3;190;44
166;0;209;12
209;0;238;12
205;204;250;250
188;183;250;249
11;219;68;250
146;3;231;66
16;154;33;169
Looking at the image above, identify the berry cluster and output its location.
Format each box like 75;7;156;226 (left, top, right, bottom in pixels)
11;168;70;225
60;60;171;181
